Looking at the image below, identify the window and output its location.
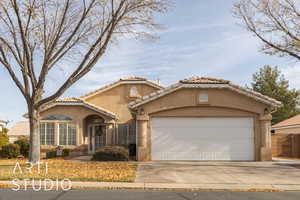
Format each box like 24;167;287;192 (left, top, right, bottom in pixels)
129;86;140;98
59;123;76;145
198;93;209;103
42;115;72;121
40;123;55;145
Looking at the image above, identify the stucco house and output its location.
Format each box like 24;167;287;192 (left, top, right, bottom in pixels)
272;115;300;158
8;121;30;143
40;77;281;161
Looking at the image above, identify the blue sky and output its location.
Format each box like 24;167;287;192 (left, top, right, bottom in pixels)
1;0;299;127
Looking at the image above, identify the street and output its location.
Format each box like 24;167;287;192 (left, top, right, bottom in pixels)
0;189;300;200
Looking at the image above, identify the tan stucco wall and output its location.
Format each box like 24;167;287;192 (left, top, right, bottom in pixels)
140;88;269;115
85;83;159;123
135;88;273;161
274;127;300;134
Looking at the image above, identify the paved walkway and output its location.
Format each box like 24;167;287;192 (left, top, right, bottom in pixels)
1;160;300;191
135;161;300;185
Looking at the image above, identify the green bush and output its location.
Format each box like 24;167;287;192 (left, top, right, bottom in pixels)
92;146;129;161
46;149;57;159
63;149;70;157
1;144;20;158
46;148;71;159
14;137;30;157
0;128;9;149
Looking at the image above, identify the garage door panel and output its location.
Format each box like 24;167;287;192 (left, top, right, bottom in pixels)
152;127;254;139
152;118;253;128
151;117;254;161
153;140;253;154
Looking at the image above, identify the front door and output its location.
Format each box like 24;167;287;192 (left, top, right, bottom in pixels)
88;124;106;154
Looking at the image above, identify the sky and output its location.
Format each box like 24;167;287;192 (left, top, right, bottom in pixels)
0;0;299;127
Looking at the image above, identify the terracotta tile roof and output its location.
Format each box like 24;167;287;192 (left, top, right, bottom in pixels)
129;76;282;108
42;97;118;119
180;77;230;84
55;97;83;103
120;77;147;81
273;114;300;128
81;77;164;99
0;120;8;124
8;121;30;136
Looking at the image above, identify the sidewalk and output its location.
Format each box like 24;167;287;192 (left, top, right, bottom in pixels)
1;180;300;192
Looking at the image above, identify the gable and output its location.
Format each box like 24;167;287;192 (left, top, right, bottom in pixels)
134;88;272;115
84;82;161;122
81;78;163;100
129;82;281;109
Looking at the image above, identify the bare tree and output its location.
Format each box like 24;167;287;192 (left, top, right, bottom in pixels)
234;0;300;61
0;0;170;163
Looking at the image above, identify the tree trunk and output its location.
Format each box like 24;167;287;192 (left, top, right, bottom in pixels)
28;106;40;163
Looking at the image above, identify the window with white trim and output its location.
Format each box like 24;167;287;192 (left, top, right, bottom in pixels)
42;115;72;121
40;123;55;145
59;123;76;145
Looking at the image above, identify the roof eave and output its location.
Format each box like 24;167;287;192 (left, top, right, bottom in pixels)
81;80;164;100
129;83;281;109
43;102;118;120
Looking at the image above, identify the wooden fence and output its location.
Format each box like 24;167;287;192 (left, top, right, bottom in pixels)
272;134;300;158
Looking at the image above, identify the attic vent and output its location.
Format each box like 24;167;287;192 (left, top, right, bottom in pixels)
129;86;140;98
198;93;209;103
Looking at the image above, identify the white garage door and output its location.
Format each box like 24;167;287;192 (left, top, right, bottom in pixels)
151;117;254;161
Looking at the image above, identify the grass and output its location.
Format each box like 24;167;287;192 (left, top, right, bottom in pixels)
0;158;137;182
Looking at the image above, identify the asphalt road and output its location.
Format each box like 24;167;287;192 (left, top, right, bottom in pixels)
0;189;300;200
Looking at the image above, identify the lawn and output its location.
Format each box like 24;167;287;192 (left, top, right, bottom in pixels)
0;159;137;182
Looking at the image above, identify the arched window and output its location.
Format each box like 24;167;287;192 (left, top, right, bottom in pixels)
42;114;72;121
40;114;76;146
129;86;140;98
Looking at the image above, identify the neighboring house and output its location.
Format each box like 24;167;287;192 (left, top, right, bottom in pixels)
272;115;300;158
8;121;30;143
39;77;281;161
0;120;8;132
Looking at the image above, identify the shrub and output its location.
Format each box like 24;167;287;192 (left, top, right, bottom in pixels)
1;144;20;158
14;137;30;157
46;149;57;159
46;148;71;159
92;146;129;161
0;128;9;149
63;149;70;157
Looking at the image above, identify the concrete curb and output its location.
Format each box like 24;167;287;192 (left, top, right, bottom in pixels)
1;181;300;192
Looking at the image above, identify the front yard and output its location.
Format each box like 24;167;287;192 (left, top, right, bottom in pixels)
0;159;137;182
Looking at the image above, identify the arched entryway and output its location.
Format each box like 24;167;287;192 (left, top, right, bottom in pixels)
84;115;107;154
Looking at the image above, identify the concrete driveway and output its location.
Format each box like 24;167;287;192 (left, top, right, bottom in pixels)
135;161;300;185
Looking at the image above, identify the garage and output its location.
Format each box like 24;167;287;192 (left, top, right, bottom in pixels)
151;117;254;161
130;77;281;161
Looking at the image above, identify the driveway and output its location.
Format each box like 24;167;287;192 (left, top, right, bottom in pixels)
135;161;300;185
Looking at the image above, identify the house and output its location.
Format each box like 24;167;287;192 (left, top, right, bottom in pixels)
272;115;300;158
8;121;30;143
39;77;281;161
0;120;8;132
